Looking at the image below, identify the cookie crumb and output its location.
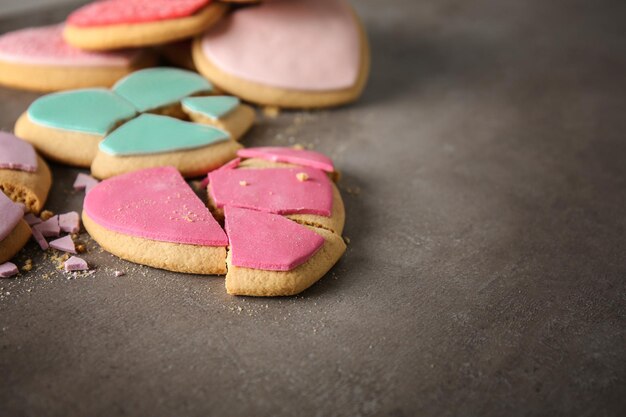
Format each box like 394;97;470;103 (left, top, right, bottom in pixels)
263;106;280;118
239;180;248;186
75;244;86;253
344;236;351;244
296;172;309;182
40;210;54;221
22;259;33;272
114;271;125;277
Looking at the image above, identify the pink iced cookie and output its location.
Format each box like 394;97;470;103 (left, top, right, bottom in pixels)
85;166;227;246
199;0;362;91
0;24;137;67
0;193;23;241
224;206;324;271
68;0;211;27
208;166;333;216
237;147;335;173
0;131;37;172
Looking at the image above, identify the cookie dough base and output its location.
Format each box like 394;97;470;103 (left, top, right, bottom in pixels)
83;211;227;275
0;52;156;93
64;3;228;51
225;226;346;296
0;219;31;264
184;104;256;141
90;140;243;179
191;11;370;109
0;156;52;214
14;112;106;168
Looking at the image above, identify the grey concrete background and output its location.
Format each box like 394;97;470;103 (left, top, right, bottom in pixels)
0;0;625;416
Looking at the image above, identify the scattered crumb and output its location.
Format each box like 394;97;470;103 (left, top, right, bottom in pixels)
263;106;280;118
75;244;86;253
239;180;248;186
344;236;351;244
345;186;362;196
22;259;33;272
40;210;54;221
296;172;309;182
114;271;125;277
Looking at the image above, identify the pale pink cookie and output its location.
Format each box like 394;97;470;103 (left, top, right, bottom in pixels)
0;24;154;92
0;193;31;264
83;166;228;274
0;132;51;214
192;0;370;108
64;0;228;51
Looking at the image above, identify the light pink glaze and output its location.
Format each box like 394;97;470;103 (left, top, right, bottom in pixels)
68;0;211;27
237;147;335;172
84;166;227;246
31;226;49;250
209;166;333;216
0;24;138;67
0;193;23;241
0;131;37;172
0;262;18;278
65;256;89;272
50;235;76;254
34;216;60;237
59;212;80;234
201;0;361;91
224;206;324;271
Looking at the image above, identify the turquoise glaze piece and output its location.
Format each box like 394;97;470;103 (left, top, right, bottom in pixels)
99;114;230;156
182;96;240;120
27;89;137;136
113;68;213;112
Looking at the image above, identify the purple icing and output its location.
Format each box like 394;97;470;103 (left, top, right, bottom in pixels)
0;192;23;241
34;215;60;237
49;235;76;253
0;262;18;278
24;213;42;226
73;173;99;193
64;256;88;272
31;226;49;250
0;131;37;172
59;212;80;233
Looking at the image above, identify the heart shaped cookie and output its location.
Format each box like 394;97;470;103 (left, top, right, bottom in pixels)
193;0;370;108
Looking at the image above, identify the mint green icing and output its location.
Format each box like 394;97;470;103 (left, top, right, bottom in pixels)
27;89;136;135
182;96;240;120
113;68;213;112
99;114;229;156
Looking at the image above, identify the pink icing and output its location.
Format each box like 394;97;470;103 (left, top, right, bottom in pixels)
209;166;333;216
31;226;49;250
24;213;42;226
0;193;23;241
237;147;335;172
68;0;211;27
200;0;361;91
34;216;60;237
0;262;18;278
59;212;80;233
50;235;76;254
65;256;89;272
0;24;138;67
224;206;324;271
84;166;227;246
0;131;37;172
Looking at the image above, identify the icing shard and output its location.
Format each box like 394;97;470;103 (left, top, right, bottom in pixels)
34;215;60;237
84;166;228;246
224;206;324;271
237;146;335;172
181;96;239;120
59;212;81;234
99;113;229;156
49;235;76;254
64;256;89;272
0;193;24;241
0;262;18;278
209;166;333;216
113;67;213;112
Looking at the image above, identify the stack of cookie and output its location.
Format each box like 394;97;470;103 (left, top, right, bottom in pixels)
0;0;369;108
0;0;367;296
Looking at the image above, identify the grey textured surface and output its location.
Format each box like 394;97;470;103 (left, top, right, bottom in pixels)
0;0;625;416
